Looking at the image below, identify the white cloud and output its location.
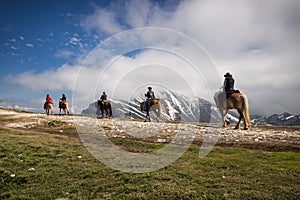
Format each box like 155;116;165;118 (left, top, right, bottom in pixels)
54;50;76;58
6;64;79;91
10;46;18;50
81;7;124;34
6;0;300;116
70;37;79;44
25;43;34;47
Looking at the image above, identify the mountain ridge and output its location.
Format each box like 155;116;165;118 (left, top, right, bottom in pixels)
82;91;300;126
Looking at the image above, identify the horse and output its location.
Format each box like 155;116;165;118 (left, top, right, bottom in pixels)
59;100;70;115
214;90;251;130
44;102;54;115
97;100;112;118
140;98;161;122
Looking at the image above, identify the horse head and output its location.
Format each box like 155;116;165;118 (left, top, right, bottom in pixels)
140;101;144;112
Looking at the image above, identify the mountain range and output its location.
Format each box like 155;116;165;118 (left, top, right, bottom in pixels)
82;91;300;126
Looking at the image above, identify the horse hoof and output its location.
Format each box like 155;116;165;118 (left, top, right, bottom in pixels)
244;127;248;130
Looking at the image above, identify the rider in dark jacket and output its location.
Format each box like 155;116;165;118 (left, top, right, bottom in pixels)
59;94;67;108
100;92;107;101
223;72;235;98
144;87;155;110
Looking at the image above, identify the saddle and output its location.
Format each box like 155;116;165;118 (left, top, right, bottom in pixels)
145;98;159;111
226;90;240;98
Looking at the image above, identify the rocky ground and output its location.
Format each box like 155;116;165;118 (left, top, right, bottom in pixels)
0;108;299;152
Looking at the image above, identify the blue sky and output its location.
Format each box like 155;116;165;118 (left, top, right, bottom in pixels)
1;0;300;116
0;0;178;110
0;0;112;108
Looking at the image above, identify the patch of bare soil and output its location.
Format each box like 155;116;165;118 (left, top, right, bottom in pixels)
1;108;299;152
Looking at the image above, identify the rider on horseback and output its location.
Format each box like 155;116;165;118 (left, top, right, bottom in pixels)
44;94;53;109
223;72;235;98
98;92;107;111
59;94;66;109
144;87;155;111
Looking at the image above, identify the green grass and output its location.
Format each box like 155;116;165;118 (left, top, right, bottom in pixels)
0;126;299;199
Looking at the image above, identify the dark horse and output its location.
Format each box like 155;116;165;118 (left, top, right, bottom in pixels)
97;100;112;118
140;98;161;122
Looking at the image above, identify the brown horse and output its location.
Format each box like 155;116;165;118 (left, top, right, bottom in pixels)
44;102;54;115
59;100;70;115
98;100;112;118
140;98;161;122
214;90;251;130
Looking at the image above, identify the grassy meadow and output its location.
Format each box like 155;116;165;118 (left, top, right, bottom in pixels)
0;125;300;199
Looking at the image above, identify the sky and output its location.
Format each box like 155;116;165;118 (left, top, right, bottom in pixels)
0;0;299;116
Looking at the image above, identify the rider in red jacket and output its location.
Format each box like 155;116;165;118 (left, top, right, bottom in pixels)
46;94;53;103
44;94;53;109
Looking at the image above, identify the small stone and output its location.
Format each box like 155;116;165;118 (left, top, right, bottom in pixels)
157;139;166;143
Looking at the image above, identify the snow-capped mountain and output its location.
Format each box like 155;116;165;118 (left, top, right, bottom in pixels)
251;112;300;126
265;113;300;126
82;91;300;126
82;91;225;123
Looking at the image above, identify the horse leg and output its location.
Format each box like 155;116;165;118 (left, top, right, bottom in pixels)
144;111;150;122
223;109;229;127
235;111;243;129
109;107;112;118
155;106;160;122
242;112;249;130
148;111;151;122
243;121;249;130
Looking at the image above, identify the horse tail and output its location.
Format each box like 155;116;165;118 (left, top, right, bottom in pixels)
241;94;251;125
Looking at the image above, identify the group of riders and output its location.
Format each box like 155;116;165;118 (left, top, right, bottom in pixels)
140;72;237;110
43;72;237;113
43;94;68;113
43;72;241;123
95;72;237;113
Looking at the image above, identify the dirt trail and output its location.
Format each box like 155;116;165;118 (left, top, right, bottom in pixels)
1;108;299;152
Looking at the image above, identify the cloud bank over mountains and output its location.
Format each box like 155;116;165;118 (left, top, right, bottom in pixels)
4;0;300;116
